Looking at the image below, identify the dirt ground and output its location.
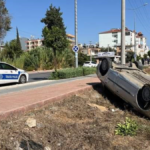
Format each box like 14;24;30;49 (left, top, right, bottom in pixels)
1;84;150;150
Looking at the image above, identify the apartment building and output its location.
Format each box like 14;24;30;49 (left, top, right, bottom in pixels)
26;39;44;51
66;34;75;46
26;34;75;51
99;28;149;56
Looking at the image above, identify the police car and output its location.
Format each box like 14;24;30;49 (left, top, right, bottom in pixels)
0;62;29;85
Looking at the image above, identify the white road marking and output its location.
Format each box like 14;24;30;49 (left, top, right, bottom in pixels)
0;80;55;90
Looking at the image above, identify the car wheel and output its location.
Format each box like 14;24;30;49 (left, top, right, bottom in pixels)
134;61;143;70
19;75;26;84
137;85;150;110
100;58;112;76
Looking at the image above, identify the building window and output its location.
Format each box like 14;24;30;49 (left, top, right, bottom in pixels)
113;40;118;43
125;32;130;36
112;34;118;38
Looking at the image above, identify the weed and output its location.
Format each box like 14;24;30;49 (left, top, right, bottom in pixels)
115;117;138;136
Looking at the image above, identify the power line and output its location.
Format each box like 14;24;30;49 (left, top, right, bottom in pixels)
140;0;150;24
132;0;150;30
135;0;150;27
127;0;150;34
9;28;41;38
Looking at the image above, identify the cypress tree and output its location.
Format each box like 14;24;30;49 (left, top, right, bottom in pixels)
16;27;22;57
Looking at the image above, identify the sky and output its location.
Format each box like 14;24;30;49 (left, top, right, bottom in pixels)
4;0;150;47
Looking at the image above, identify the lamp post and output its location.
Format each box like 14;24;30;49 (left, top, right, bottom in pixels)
127;3;148;61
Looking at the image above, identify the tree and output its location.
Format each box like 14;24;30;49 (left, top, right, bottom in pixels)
137;54;142;61
144;54;147;60
1;40;16;60
78;51;89;66
16;27;22;57
41;4;68;72
0;0;11;40
100;47;116;52
126;51;134;63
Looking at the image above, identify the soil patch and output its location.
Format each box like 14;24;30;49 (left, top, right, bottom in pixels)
0;85;150;150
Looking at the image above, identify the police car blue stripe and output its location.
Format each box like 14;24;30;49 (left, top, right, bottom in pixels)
0;71;21;80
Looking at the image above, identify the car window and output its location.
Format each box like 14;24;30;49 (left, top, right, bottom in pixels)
0;63;16;70
0;63;3;69
92;62;96;64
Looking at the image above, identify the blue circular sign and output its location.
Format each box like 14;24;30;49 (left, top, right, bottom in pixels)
72;45;79;52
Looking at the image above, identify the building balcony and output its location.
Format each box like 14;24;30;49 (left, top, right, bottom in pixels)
112;35;118;38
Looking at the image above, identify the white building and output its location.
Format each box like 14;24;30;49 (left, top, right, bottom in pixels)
26;39;43;51
99;28;149;56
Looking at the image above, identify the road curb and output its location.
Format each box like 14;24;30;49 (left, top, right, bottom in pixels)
0;84;98;120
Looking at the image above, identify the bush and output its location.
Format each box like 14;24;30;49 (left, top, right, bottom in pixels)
50;67;96;80
83;67;96;76
115;117;138;136
57;68;83;79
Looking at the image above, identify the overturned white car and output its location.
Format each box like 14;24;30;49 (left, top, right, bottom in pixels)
97;57;150;117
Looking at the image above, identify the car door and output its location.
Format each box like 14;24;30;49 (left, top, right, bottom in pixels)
0;63;19;84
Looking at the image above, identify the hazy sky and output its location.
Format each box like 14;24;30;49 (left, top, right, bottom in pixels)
4;0;150;47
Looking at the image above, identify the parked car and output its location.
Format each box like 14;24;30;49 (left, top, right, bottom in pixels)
0;62;29;84
83;61;97;67
97;57;150;118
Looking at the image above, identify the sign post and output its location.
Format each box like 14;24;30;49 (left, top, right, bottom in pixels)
72;45;79;68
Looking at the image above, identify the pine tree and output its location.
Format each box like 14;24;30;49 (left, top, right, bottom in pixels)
41;4;68;72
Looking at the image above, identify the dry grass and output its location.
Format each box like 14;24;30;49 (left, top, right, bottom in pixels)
0;85;150;150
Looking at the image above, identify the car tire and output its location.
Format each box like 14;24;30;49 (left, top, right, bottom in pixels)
134;61;143;70
137;85;150;110
100;58;112;76
19;75;26;84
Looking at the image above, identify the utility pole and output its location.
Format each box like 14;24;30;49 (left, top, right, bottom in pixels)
0;6;2;51
134;12;136;61
108;44;109;52
75;0;78;68
121;0;126;65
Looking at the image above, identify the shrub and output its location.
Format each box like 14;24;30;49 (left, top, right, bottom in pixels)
50;67;96;80
83;67;96;76
115;117;138;136
58;68;83;79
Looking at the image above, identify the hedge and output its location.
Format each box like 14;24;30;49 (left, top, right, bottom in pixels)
50;67;96;80
83;67;96;76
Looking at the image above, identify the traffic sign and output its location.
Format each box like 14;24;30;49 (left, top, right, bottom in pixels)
72;45;79;53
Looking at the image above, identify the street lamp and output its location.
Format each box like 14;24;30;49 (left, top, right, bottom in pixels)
127;3;148;61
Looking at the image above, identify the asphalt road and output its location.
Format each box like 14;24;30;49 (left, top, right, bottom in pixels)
0;74;96;95
0;72;52;88
29;72;52;82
